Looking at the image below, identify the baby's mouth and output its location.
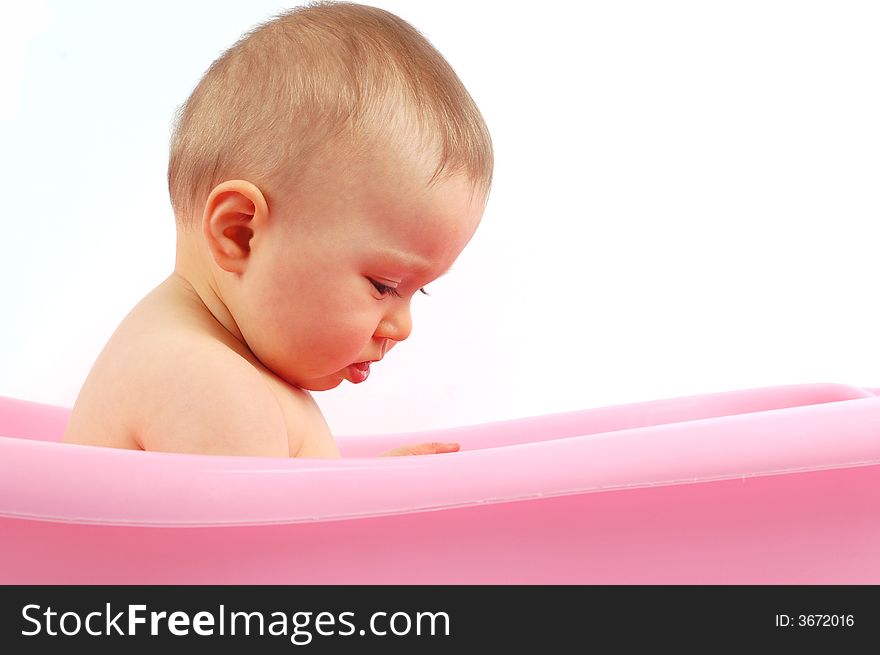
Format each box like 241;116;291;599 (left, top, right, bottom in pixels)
347;361;371;384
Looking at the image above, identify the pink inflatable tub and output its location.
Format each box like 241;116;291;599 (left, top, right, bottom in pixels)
1;382;879;584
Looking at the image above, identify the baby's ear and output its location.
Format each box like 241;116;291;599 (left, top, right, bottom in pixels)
201;180;269;274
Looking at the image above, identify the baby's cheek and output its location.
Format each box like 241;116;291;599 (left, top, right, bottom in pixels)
332;309;381;354
269;316;352;371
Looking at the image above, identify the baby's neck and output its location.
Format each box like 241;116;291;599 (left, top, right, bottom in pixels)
172;237;246;347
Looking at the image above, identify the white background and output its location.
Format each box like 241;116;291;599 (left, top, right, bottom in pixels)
1;0;878;435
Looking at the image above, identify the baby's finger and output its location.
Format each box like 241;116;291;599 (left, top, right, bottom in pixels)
382;442;460;456
429;441;460;453
406;441;459;454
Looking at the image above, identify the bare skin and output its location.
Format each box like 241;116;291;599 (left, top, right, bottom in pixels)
64;133;484;457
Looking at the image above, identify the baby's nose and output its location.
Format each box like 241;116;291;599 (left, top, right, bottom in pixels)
376;302;412;342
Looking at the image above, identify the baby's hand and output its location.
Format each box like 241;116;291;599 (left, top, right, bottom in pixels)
381;442;460;456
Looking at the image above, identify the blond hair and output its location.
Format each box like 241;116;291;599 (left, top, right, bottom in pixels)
167;1;493;226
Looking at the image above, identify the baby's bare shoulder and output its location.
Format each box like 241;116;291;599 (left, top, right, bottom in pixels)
66;278;311;457
135;333;290;456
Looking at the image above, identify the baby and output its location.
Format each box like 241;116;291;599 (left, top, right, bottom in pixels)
63;1;492;458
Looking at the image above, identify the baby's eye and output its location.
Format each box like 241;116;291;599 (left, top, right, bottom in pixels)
370;279;402;298
369;280;429;297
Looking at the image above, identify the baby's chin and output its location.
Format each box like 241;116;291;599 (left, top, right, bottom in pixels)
296;378;344;392
285;370;347;392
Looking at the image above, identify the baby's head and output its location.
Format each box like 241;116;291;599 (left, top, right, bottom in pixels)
167;1;493;391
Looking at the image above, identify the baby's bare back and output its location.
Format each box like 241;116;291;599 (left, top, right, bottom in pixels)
63;276;339;457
